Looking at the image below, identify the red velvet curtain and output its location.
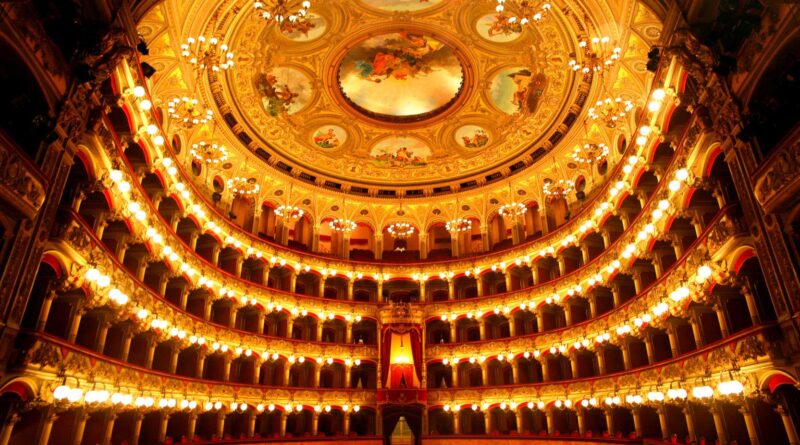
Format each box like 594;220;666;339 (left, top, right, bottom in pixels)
382;326;424;387
410;328;422;382
381;327;392;386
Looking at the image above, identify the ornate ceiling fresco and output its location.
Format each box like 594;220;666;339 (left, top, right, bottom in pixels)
137;0;662;205
228;0;572;187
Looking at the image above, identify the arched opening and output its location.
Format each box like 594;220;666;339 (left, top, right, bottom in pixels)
349;223;376;260
382;224;420;261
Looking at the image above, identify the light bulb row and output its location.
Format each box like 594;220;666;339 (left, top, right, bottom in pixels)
82;264;373;366
115;78;673;322
437;165;695;323
100;166;374;324
429;260;714;365
436;380;745;412
99;82;689;334
53;383;364;413
117;80;673;285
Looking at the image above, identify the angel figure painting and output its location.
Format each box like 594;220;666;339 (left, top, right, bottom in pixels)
312;126;346;149
490;67;547;115
360;0;443;12
255;67;312;117
456;126;491;148
370;137;431;168
338;32;463;118
476;14;523;42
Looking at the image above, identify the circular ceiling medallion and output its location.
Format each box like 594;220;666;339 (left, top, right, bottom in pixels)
310;125;348;149
337;32;465;123
280;14;328;42
489;66;547;115
455;125;491;149
360;0;444;12
256;67;313;116
475;14;523;43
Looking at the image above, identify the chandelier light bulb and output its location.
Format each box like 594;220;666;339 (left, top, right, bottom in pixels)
573;141;609;165
446;217;473;233
167;96;214;128
180;35;235;73
493;0;551;31
191;141;229;165
588;97;634;128
498;202;527;219
254;0;313;31
227;177;260;196
543;178;575;200
329;218;357;233
387;222;415;239
569;36;622;73
275;205;304;221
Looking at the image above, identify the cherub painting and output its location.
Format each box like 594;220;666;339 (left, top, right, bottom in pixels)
255;68;312;116
490;67;547;115
338;32;464;118
280;14;327;42
460;129;490;148
361;0;443;12
476;14;523;42
312;126;346;149
370;137;431;168
352;33;444;83
488;14;523;37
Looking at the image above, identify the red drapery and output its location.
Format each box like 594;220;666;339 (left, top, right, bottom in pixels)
381;327;392;386
410;328;422;382
381;325;423;387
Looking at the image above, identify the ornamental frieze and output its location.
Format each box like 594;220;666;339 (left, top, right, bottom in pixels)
753;136;800;213
0;135;47;219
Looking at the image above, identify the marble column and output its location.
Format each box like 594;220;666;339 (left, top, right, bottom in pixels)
710;403;728;445
101;412;116;445
157;412;169;444
36;409;57;445
777;404;800;445
70;409;90;445
604;408;614;436
740;403;760;445
187;413;197;441
0;414;19;445
683;404;697;444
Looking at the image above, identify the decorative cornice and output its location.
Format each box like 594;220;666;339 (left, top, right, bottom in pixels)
0;133;47;219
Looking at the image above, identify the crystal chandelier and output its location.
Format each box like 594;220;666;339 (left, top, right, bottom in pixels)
588;97;634;128
572;142;609;165
254;1;312;28
180;36;235;73
329;198;356;233
226;177;260;196
446;198;473;233
446;218;473;233
494;0;551;26
569;36;622;73
387;222;415;240
498;202;527;218
498;183;527;219
167;96;213;128
329;218;357;233
190;141;229;164
543;178;575;200
275;205;304;221
275;184;303;222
